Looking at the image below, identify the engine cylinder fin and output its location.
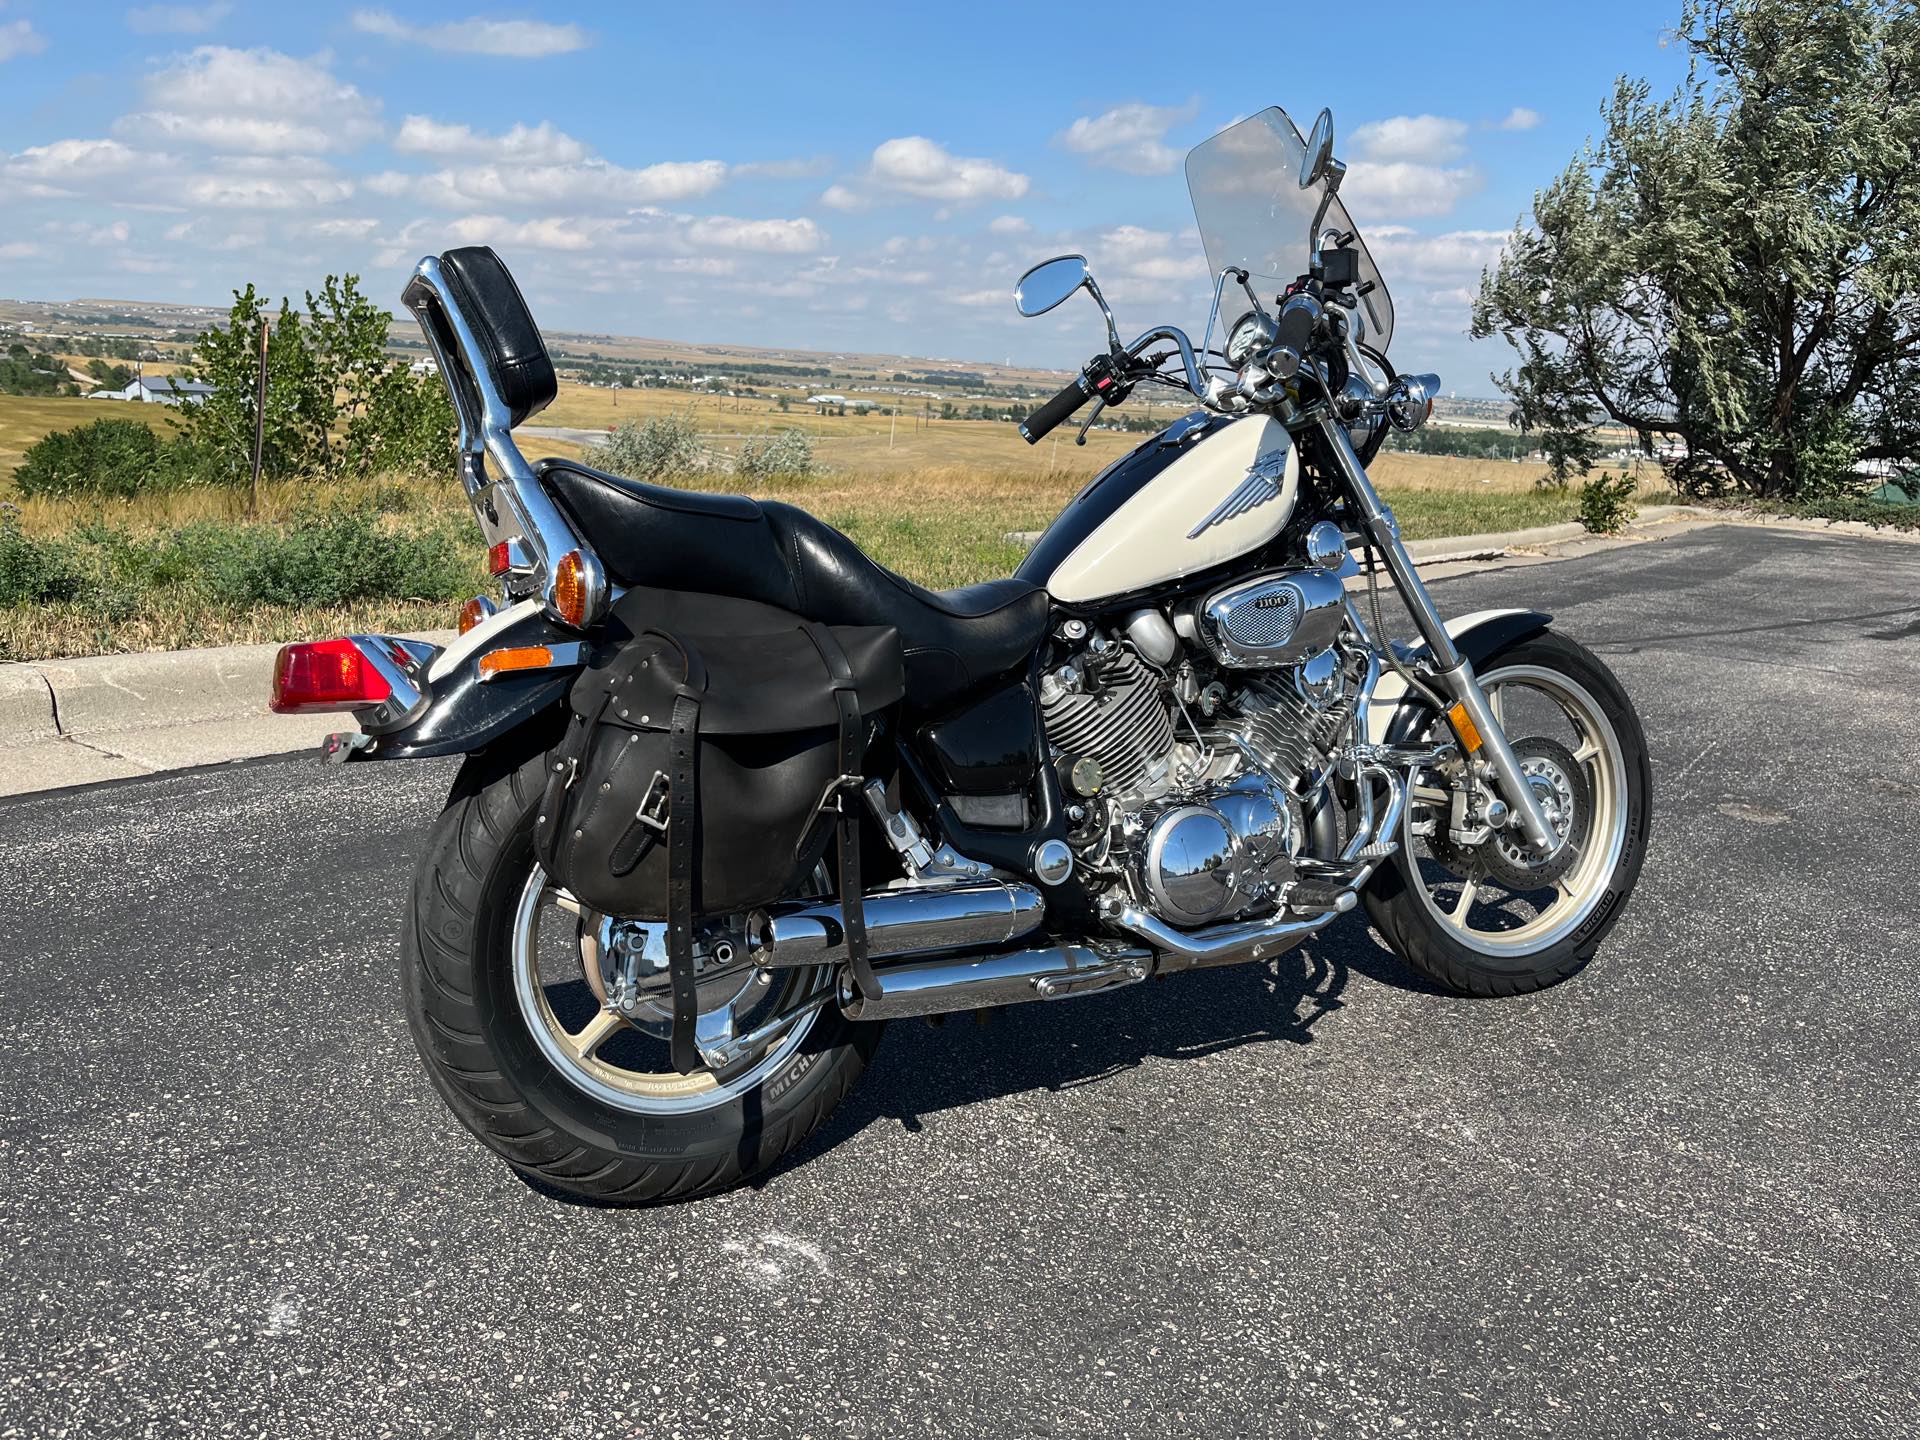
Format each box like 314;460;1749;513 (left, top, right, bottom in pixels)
1040;646;1175;797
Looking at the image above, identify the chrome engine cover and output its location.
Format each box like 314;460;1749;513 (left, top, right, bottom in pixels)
1138;773;1300;927
1198;567;1347;668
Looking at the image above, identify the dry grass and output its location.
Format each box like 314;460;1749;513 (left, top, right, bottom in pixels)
2;383;1629;661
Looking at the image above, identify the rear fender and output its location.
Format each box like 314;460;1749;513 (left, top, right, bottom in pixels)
1363;609;1552;746
341;600;583;761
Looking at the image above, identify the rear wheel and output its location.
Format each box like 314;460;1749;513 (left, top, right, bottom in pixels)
1364;630;1651;996
401;751;881;1204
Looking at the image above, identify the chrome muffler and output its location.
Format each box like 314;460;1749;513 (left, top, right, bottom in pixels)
747;880;1046;970
838;942;1152;1022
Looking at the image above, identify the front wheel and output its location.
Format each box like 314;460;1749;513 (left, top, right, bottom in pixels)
401;750;882;1204
1364;629;1652;996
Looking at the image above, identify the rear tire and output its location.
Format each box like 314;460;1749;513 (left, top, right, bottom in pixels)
1364;629;1652;997
401;750;881;1204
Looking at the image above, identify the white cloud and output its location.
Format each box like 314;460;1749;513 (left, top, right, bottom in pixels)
182;157;355;208
1055;101;1195;176
1350;115;1470;164
1344;161;1483;219
865;137;1028;204
384;157;726;210
2;138;159;198
310;216;380;239
682;216;822;253
0;241;46;260
819;183;866;212
987;215;1030;235
1365;226;1507;284
125;46;382;153
733;156;834;181
127;3;232;34
44;219;133;245
350;9;591;58
1496;107;1542;132
392;115;589;164
0;17;46;62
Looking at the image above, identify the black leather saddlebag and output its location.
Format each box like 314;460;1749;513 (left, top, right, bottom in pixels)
533;591;903;921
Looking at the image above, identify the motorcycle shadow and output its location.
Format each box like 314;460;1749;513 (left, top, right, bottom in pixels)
765;921;1443;1185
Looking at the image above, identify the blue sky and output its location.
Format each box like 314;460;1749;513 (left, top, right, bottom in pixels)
0;1;1690;393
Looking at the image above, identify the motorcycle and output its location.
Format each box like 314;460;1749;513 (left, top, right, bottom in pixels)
274;106;1650;1203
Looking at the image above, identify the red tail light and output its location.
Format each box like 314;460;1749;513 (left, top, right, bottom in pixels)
270;638;392;714
487;542;512;576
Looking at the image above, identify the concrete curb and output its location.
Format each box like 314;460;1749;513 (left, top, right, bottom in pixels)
1;631;453;798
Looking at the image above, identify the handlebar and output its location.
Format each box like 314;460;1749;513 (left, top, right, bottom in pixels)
1266;292;1323;379
1019;373;1095;444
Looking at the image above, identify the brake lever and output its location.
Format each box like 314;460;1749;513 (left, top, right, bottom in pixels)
1074;397;1108;446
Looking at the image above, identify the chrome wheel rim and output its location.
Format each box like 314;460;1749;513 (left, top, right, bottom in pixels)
1403;665;1628;958
509;864;823;1115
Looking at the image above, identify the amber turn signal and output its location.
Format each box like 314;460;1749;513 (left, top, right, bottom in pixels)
1446;701;1483;753
477;645;555;680
552;550;589;628
457;596;493;635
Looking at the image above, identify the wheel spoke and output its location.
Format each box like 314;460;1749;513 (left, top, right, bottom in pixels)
1449;879;1477;922
1572;738;1601;764
568;1007;625;1059
1487;684;1507;729
545;886;587;918
1412;784;1452;806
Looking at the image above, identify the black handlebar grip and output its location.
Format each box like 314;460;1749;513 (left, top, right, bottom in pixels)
1019;375;1091;444
1271;294;1319;367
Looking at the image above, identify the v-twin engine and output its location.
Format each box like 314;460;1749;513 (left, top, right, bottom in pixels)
1037;566;1366;933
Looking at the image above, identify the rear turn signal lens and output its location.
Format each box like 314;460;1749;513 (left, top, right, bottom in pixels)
457;596;494;635
478;645;555;680
270;638;391;714
552;550;589;628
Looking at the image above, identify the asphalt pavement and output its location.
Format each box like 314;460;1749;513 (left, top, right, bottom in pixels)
2;523;1916;1438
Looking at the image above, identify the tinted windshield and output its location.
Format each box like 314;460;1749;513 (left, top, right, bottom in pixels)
1185;107;1395;353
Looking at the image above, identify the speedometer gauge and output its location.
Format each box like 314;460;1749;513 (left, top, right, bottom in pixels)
1224;310;1278;366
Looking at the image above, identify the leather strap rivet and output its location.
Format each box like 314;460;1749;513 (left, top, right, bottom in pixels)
639;715;649;724
619;708;629;718
573;828;583;839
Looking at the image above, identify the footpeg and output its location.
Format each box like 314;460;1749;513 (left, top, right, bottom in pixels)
1286;879;1360;916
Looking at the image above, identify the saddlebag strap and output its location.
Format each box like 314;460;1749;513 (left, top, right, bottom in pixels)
533;676;618;871
604;628;707;878
799;622;874;1002
665;685;703;1074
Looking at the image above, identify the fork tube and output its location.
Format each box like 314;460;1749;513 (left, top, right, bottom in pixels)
1315;417;1558;852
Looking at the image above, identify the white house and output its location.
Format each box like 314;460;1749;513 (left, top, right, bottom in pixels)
111;375;214;405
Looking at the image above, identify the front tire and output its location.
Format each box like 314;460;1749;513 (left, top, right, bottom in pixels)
1364;629;1652;997
401;750;881;1204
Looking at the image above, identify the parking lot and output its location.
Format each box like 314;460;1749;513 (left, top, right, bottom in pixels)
3;522;1917;1437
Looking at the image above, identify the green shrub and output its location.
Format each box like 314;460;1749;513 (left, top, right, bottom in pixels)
589;415;707;480
0;505;87;606
1577;471;1637;535
13;418;179;498
197;509;476;607
736;428;816;480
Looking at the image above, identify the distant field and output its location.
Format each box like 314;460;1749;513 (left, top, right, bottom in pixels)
0;394;180;481
1;382;1610;661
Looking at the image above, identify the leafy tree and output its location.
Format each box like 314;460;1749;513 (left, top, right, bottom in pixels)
175;284;332;486
1473;0;1920;498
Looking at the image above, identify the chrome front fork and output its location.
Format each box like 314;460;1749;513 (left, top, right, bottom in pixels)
1316;417;1559;853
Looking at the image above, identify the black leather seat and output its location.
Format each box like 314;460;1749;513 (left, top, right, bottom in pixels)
538;461;1050;711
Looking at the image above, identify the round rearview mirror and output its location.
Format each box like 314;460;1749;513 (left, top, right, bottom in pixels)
1015;255;1090;317
1300;108;1335;189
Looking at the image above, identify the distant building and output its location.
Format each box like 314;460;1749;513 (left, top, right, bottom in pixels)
409;358;439;377
807;394;847;405
111;374;214;405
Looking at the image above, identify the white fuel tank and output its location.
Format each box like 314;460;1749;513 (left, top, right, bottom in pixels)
1027;416;1298;605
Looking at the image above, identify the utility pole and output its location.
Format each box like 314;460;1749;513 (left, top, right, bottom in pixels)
248;317;269;518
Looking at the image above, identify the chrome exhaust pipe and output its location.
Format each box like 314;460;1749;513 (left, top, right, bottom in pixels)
839;942;1152;1022
1103;902;1342;971
747;880;1045;970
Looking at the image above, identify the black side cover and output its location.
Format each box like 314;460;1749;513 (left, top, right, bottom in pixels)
439;246;556;428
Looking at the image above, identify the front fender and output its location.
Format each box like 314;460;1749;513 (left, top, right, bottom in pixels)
1362;608;1551;746
349;600;582;761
